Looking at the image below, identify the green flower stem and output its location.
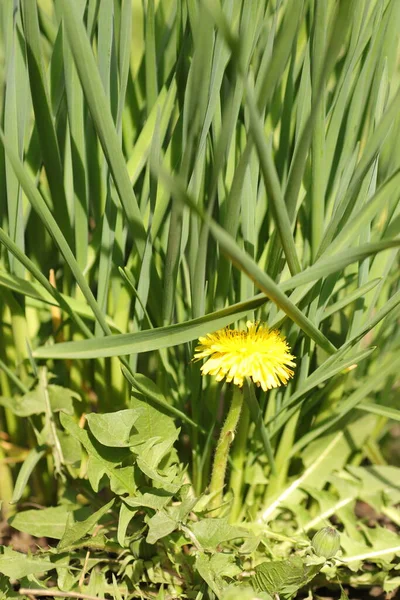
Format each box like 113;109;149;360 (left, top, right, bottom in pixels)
229;402;250;522
209;386;244;512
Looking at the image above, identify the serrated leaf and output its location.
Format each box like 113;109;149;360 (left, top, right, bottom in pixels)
195;552;224;598
146;510;178;544
190;518;248;550
60;413;135;495
124;488;173;510
253;556;322;597
58;498;114;550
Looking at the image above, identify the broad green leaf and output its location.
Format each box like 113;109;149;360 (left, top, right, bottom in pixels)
253;556;321;597
146;510;178;544
9;506;72;540
0;385;79;417
48;385;81;414
0;547;54;580
221;586;272;600
60;413;136;495
124;489;173;511
190;518;248;550
86;409;139;447
128;397;177;450
195;553;224;597
195;554;242;598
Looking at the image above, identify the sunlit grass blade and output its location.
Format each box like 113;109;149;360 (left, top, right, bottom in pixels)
21;0;72;246
0;269;121;331
0;226;92;339
290;354;400;457
320;279;381;321
358;401;400;422
0;133;111;337
33;295;270;359
156;167;337;355
62;1;146;254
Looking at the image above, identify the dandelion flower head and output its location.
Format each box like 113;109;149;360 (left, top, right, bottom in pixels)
194;321;295;391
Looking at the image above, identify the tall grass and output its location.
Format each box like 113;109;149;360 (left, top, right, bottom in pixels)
0;0;399;594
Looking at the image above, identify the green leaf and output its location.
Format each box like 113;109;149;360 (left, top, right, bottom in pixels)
9;506;71;540
146;510;178;544
253;556;321;597
124;489;173;511
190;518;248;550
156;168;336;355
48;385;81;414
221;586;272;600
0;384;79;417
0;547;54;580
11;446;47;504
60;413;136;495
58;498;115;550
195;552;224;598
0;269;121;330
122;368;201;429
21;0;72;245
128;396;178;450
358;401;400;422
86;409;139;447
117;502;137;548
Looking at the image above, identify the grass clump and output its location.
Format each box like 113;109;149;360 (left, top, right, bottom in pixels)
0;1;399;598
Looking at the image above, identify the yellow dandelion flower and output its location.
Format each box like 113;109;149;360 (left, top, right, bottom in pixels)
194;321;295;391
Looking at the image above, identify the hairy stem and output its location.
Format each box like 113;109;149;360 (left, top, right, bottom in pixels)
229;402;250;522
209;386;244;512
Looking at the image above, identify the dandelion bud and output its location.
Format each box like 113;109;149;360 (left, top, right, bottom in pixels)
311;527;340;559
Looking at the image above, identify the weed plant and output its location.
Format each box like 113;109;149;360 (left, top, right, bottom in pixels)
0;1;400;598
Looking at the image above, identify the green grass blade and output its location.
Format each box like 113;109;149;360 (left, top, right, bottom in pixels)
290;354;400;456
0;132;111;337
244;378;276;476
21;0;72;246
358;401;400;422
321;278;381;321
33;294;270;359
62;0;146;255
